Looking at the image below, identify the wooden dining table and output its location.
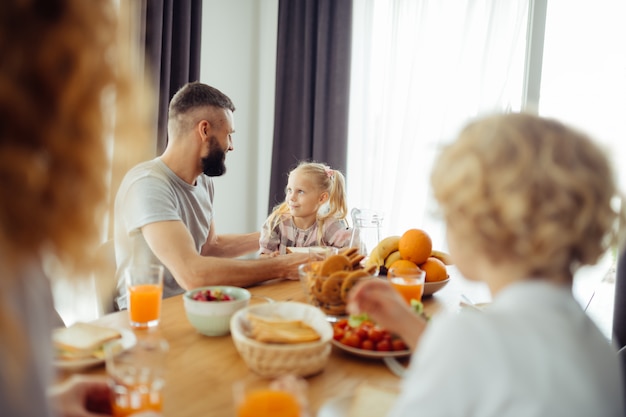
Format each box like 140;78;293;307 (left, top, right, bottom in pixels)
59;268;490;417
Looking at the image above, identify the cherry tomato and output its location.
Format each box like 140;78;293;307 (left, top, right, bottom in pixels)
392;338;408;351
376;339;391;352
367;327;385;343
341;332;361;348
335;319;349;330
333;328;345;342
360;339;375;350
355;324;370;340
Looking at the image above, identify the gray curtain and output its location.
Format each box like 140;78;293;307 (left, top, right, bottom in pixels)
143;0;203;155
268;0;353;213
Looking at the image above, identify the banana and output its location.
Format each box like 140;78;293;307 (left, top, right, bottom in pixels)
430;249;453;265
384;250;403;269
365;250;381;268
368;235;401;267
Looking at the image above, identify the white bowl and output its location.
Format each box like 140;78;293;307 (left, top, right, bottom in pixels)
423;278;450;296
183;286;251;336
230;301;333;377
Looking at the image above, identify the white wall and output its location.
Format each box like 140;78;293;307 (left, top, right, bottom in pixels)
200;0;278;235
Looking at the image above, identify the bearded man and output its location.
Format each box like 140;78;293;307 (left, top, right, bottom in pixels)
114;82;307;309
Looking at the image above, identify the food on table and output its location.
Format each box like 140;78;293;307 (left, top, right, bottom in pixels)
430;249;453;265
53;322;122;360
301;248;377;315
247;314;321;344
348;383;398;417
365;228;452;278
420;256;449;282
398;228;432;264
364;235;401;269
191;288;234;301
332;317;408;352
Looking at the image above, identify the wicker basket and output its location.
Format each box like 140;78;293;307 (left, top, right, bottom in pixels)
229;301;333;378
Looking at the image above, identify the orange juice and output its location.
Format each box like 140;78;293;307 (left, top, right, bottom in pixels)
128;284;162;326
390;277;424;304
237;389;300;417
111;383;163;417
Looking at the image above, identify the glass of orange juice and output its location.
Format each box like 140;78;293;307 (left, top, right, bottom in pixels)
126;264;164;329
233;375;307;417
105;335;169;417
388;266;425;305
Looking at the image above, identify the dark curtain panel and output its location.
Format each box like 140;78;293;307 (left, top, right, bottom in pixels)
614;250;626;349
268;0;353;213
143;0;203;155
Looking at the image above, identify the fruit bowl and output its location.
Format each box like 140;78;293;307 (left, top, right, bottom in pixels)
183;286;251;336
298;261;377;316
423;278;450;296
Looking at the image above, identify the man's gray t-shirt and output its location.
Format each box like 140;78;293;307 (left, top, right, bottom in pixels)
114;158;214;309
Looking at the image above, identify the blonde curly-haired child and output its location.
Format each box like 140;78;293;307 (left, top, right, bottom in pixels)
348;113;625;417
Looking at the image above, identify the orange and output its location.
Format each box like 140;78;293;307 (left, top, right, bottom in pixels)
419;257;448;282
388;259;419;272
398;229;432;265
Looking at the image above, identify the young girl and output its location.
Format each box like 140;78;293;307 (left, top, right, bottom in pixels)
347;113;625;416
260;162;352;255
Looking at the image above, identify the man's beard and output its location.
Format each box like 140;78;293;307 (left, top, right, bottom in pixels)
201;136;227;177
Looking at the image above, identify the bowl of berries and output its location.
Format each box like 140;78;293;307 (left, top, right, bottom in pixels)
183;286;251;336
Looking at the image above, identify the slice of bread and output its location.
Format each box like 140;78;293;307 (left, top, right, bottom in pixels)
348;383;398;417
53;322;121;360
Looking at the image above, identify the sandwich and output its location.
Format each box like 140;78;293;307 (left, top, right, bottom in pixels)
53;322;122;360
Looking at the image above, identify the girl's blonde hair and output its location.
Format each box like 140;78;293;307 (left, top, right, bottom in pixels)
0;0;151;404
431;112;625;280
267;161;348;245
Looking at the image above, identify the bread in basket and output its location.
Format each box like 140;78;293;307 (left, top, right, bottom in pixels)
229;301;332;378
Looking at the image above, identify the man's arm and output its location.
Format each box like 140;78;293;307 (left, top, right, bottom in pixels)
141;220;308;290
200;219;260;257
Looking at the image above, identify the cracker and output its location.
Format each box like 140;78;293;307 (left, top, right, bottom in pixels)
340;269;370;302
321;270;350;304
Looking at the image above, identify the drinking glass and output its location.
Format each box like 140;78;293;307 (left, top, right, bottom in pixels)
126;264;164;329
105;335;169;417
307;246;338;262
233;374;308;417
388;266;425;304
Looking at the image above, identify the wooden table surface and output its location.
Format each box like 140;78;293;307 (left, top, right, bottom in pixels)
61;269;490;417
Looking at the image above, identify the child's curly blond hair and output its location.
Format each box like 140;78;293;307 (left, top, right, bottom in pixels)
431;113;625;280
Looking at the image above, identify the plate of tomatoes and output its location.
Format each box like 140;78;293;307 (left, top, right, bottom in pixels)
331;317;411;359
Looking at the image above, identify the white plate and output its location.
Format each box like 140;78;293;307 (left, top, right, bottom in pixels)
53;328;136;371
331;339;411;359
317;394;354;417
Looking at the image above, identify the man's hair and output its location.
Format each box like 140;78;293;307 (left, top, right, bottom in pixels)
168;82;235;121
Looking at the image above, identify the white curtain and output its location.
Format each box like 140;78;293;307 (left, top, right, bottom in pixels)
347;0;529;249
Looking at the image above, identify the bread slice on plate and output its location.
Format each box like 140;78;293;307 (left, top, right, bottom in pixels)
53;322;122;360
348;383;399;417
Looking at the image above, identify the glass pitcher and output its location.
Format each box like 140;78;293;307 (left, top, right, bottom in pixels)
349;208;384;257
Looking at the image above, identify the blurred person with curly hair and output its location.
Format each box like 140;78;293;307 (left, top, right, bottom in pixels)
347;113;625;416
0;0;151;416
